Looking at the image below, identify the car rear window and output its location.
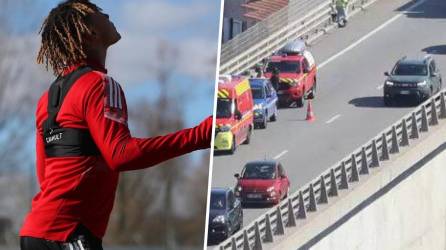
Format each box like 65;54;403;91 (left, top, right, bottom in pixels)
393;64;428;76
242;164;276;179
210;192;226;210
251;87;264;99
266;61;300;74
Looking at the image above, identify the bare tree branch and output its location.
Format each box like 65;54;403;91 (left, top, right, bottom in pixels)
104;40;210;248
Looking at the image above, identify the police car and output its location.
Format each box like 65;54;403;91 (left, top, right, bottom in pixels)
249;78;278;129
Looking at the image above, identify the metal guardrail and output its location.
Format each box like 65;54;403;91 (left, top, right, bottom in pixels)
220;0;372;75
216;90;446;250
0;246;199;250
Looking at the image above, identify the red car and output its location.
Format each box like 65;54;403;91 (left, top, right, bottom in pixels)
234;160;290;205
264;41;317;108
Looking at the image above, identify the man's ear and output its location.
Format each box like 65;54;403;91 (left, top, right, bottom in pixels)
83;30;97;44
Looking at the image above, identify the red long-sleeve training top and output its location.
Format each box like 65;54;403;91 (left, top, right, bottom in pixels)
19;62;212;241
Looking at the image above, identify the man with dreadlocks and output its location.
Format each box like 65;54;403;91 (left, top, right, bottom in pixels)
19;1;213;249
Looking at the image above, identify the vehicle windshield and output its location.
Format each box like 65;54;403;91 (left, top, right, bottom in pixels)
216;98;232;118
242;164;276;180
251;87;265;99
266;61;300;73
393;64;428;76
210;192;226;210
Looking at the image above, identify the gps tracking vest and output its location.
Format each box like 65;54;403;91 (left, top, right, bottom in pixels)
43;66;100;157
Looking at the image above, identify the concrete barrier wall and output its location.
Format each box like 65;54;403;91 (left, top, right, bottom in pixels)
269;122;446;250
311;142;446;250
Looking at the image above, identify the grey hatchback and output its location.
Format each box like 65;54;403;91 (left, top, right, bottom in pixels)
383;55;442;105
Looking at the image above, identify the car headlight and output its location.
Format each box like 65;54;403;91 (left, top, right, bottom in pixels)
417;80;427;86
212;215;225;224
266;186;275;192
385;81;394;86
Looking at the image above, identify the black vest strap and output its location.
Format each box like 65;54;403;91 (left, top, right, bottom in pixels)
43;66;100;157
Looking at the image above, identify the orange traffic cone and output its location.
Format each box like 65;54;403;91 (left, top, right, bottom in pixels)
306;100;315;122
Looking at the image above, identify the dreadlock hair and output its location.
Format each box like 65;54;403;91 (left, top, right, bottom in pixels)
37;0;102;75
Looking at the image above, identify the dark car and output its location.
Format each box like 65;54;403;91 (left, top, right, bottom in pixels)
249;78;278;129
384;55;442;105
207;188;243;244
234;160;290;206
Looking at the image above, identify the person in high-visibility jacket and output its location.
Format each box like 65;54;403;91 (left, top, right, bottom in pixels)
335;0;349;27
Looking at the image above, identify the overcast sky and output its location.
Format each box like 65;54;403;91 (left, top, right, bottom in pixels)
1;0;222;168
8;0;221;127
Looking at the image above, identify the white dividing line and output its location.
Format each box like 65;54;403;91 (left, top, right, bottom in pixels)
318;0;428;70
273;150;288;160
203;0;225;248
377;84;384;90
326;114;341;124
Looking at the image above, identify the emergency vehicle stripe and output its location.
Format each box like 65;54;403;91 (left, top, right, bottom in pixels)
217;112;253;131
234;79;251;96
279;74;307;85
218;90;229;98
281;78;292;84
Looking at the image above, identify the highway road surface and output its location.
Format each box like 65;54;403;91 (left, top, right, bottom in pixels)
210;0;446;237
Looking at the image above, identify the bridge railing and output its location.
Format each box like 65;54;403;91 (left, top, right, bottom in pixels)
220;0;374;75
217;90;446;250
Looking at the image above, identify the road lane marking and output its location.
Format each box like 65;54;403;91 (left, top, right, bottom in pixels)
377;84;384;90
273;150;288;160
318;0;428;70
326;114;341;124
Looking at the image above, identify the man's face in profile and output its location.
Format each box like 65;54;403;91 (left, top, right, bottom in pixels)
87;10;121;48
